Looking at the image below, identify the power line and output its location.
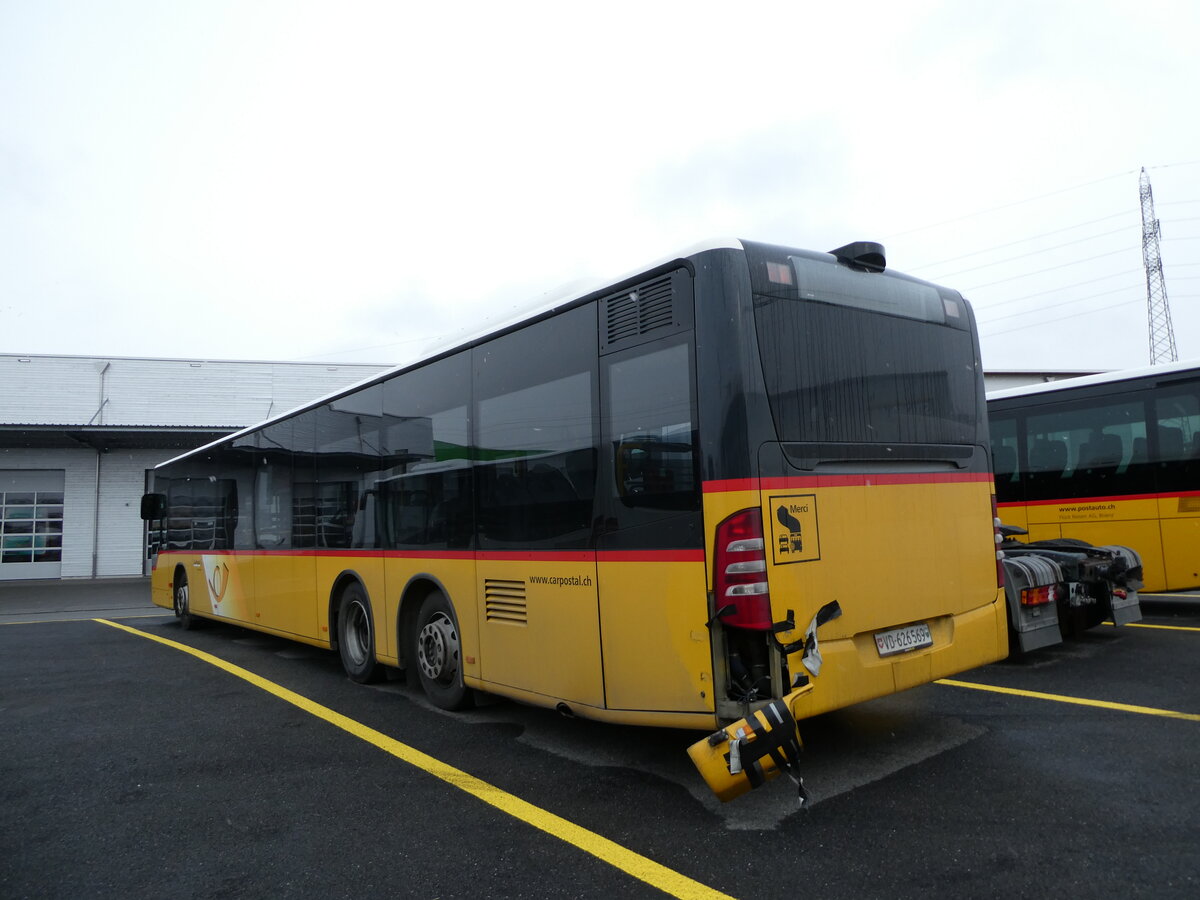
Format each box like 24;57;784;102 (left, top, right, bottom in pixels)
885;169;1138;239
932;226;1132;280
961;249;1139;291
975;284;1141;325
969;269;1142;309
910;210;1134;271
979;297;1142;338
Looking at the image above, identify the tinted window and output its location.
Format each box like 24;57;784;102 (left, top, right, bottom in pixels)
608;342;697;510
600;339;702;549
304;385;387;549
212;438;257;550
989;414;1020;502
474;306;598;549
163;474;238;551
1024;397;1150;500
1154;383;1200;493
379;353;473;550
754;297;978;445
255;420;296;549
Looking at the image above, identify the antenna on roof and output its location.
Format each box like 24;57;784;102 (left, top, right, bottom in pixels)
829;242;886;273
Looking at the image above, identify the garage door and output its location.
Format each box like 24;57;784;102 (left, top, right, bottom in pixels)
1;470;65;581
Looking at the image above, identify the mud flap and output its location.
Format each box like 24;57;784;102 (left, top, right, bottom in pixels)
1110;590;1143;626
687;688;812;804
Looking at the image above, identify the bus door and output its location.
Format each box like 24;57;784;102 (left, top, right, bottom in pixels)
596;339;711;714
251;422;318;639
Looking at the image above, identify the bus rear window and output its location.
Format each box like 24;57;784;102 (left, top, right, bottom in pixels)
754;295;978;445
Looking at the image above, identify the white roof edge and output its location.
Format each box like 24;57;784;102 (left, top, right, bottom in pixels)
153;364;394;469
987;358;1200;400
412;237;746;362
156;238;748;470
0;352;390;368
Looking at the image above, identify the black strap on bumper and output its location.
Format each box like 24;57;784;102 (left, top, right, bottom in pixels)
730;699;811;807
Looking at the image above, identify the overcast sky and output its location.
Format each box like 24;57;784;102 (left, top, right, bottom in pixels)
2;0;1197;372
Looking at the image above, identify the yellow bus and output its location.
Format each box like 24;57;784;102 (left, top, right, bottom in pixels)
988;360;1200;593
142;239;1007;799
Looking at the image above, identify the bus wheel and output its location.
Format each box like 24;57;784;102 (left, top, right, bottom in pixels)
338;584;383;684
412;590;473;710
173;570;197;630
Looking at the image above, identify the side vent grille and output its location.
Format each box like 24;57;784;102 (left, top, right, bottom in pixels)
599;267;693;354
485;579;527;625
606;276;673;343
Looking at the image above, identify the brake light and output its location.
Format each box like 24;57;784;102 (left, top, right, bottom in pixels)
1020;584;1059;607
991;494;1005;589
713;508;773;630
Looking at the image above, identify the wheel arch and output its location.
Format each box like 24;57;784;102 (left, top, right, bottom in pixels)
395;573;456;671
327;569;369;651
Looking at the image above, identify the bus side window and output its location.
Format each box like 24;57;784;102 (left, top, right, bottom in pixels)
255;420;294;550
472;306;598;551
606;342;698;510
988;416;1020;499
1154;387;1200;492
598;340;702;550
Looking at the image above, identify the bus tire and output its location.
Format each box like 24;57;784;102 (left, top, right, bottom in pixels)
173;569;197;630
412;589;473;710
337;583;384;684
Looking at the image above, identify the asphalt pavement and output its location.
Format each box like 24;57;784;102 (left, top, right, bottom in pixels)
0;576;164;624
2;582;1197;899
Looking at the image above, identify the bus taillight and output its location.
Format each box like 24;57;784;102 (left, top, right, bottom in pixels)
714;508;773;630
992;494;1005;589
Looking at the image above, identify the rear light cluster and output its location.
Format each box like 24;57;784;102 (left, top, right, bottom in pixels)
713;508;773;630
991;494;1005;589
1020;584;1060;607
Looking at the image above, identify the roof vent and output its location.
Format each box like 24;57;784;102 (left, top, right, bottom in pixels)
829;241;886;273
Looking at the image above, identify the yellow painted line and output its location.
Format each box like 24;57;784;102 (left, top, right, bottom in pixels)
1124;622;1200;633
95;619;732;900
937;678;1200;722
1;613;171;626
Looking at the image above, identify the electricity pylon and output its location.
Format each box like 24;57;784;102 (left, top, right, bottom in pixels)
1139;167;1178;364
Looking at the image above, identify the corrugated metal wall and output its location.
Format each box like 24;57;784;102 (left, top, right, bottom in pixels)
1;356;389;427
96;450;165;577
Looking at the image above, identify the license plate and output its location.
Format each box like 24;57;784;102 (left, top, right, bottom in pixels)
874;623;933;658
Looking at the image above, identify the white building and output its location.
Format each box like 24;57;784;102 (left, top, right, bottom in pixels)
0;354;389;581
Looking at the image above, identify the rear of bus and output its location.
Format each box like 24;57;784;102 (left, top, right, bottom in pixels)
697;241;1007;725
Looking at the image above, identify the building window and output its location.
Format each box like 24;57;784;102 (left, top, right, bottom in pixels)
1;491;64;565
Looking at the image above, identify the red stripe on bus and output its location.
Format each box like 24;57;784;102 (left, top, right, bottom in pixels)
703;472;993;493
475;551;594;563
156;549;705;563
597;550;706;563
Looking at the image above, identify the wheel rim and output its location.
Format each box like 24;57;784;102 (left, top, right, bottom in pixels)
174;582;188;617
344;600;371;666
417;612;459;685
